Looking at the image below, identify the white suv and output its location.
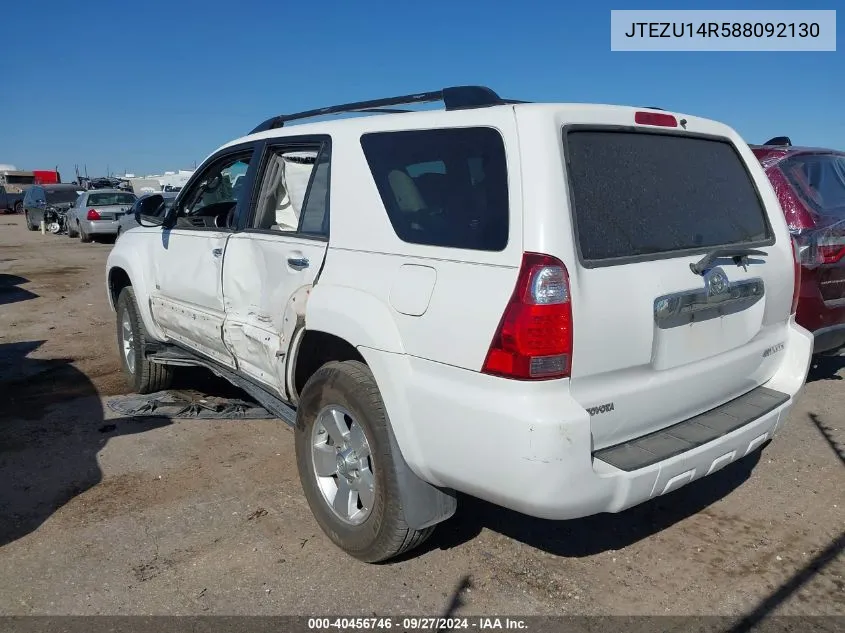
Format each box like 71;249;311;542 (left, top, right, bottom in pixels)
106;86;814;562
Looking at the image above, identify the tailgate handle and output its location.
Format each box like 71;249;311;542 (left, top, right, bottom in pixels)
655;277;765;322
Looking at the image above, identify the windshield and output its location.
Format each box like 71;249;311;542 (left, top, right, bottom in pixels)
782;154;845;217
46;190;80;204
5;175;35;185
88;192;137;206
565;130;771;263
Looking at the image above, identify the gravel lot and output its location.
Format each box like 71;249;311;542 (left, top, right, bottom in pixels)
0;213;842;617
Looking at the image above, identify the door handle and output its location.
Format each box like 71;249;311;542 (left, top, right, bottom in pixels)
212;248;223;257
287;257;309;270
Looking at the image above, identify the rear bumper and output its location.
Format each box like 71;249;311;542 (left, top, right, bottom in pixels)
812;323;845;355
796;265;845;354
81;219;120;235
367;318;813;521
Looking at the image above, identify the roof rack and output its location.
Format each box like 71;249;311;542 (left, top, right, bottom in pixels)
763;136;792;147
249;85;519;134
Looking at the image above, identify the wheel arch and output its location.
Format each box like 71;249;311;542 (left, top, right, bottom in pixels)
105;250;166;342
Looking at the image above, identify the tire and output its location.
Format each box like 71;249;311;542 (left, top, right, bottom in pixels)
79;223;92;243
116;286;174;394
67;220;78;238
295;360;434;563
14;201;21;214
24;211;37;231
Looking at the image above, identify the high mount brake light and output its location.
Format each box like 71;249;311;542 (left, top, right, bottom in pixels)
481;253;573;380
635;111;678;128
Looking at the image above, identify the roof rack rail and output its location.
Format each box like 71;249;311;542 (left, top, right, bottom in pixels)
764;136;792;147
249;85;513;134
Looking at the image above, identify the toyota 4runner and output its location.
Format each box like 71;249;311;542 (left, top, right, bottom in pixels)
106;86;814;562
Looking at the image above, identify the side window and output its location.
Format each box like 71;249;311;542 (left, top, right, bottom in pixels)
176;151;253;229
251;144;327;235
299;147;330;237
360;127;509;251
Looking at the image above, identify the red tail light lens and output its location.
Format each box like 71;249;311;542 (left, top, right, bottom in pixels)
634;111;678;128
481;253;573;380
87;209;101;220
817;244;845;264
790;237;801;315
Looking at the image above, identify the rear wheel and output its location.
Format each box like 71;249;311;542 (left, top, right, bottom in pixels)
24;211;37;231
13;201;22;214
67;220;78;238
79;223;92;243
295;361;434;562
116;286;174;394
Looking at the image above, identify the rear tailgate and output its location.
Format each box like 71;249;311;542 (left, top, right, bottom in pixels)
518;105;797;451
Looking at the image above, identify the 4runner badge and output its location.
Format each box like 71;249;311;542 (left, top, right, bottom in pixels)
586;402;615;416
763;343;785;358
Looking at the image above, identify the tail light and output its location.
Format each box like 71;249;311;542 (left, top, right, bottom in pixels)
817;240;845;264
790;237;801;315
481;252;573;380
794;230;845;267
87;209;101;220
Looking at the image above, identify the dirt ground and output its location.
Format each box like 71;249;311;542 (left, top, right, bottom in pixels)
0;213;842;618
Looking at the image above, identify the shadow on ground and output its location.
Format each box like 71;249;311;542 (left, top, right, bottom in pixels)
0;274;37;306
806;355;845;383
425;447;762;559
0;340;171;547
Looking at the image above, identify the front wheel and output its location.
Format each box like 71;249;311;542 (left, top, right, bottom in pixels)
24;211;37;231
116;286;174;394
295;361;434;563
14;201;22;214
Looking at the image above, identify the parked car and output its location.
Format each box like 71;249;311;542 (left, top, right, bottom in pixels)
0;185;24;214
22;184;81;231
751;138;845;355
117;192;177;238
106;85;813;563
66;189;137;242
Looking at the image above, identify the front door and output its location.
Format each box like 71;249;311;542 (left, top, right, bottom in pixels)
221;140;331;397
149;148;256;368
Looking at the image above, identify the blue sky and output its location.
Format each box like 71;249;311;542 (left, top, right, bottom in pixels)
3;0;841;180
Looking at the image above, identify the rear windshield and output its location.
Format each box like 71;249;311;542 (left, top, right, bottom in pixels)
46;189;79;204
360;127;509;251
781;154;845;217
565;130;771;264
5;175;35;185
88;192;137;206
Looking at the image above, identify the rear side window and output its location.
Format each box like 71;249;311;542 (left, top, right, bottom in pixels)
565;130;772;264
360;127;508;251
781;154;845;218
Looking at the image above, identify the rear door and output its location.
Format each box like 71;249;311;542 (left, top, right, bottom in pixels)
221;138;331;397
525;111;796;450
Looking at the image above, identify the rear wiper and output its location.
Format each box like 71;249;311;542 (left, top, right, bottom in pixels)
690;248;768;275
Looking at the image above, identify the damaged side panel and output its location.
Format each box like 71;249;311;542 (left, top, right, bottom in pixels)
221;232;326;399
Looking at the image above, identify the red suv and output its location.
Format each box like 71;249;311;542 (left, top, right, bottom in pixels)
752;138;845;355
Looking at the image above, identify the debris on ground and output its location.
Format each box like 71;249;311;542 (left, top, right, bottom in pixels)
106;390;271;420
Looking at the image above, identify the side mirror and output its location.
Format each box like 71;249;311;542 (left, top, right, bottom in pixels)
135;194;165;228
